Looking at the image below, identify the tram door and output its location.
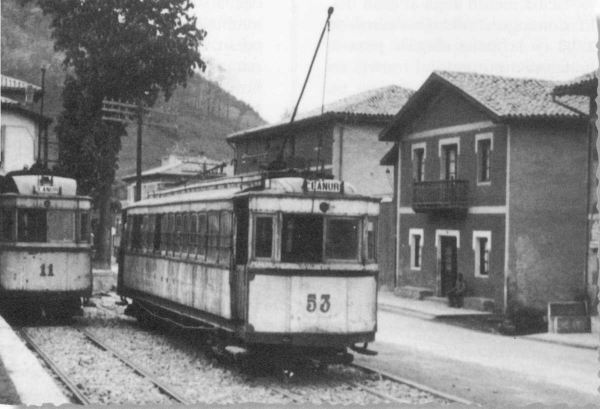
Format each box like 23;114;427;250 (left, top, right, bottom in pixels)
231;198;249;320
440;236;457;296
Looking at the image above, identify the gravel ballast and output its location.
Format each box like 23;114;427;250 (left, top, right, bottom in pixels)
24;293;451;405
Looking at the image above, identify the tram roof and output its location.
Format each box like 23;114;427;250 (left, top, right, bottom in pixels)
126;176;378;210
1;174;80;197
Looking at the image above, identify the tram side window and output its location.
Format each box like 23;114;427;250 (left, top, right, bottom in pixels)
188;213;197;258
325;218;359;260
131;215;143;251
0;209;15;241
207;212;219;262
254;216;273;258
197;213;207;259
153;214;161;252
126;215;133;250
140;214;150;252
80;212;90;242
281;214;323;263
182;213;190;256
47;210;75;242
175;213;183;254
167;213;175;254
160;214;168;253
219;211;232;265
18;209;47;242
366;217;377;261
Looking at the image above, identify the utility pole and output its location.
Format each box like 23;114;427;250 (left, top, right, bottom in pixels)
101;99;177;202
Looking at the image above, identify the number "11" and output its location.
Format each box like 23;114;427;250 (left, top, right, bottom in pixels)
306;294;331;313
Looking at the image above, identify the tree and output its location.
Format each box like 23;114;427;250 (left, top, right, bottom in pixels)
41;0;207;268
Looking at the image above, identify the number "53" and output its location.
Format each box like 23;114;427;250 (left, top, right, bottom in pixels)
306;294;331;313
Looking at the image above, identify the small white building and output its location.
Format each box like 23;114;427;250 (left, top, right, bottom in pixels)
122;154;229;204
1;74;48;175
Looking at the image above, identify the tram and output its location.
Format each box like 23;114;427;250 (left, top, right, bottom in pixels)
0;171;93;319
118;171;380;364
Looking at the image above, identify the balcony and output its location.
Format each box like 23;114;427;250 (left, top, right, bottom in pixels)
412;180;469;212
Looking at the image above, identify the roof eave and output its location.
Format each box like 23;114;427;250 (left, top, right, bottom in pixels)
379;73;501;142
1;102;52;124
227;112;393;142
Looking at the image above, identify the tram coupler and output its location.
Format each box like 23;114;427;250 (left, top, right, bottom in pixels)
350;342;378;356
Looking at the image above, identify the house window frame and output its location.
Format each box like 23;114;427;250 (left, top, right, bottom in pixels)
472;230;491;278
475;133;493;185
438;137;460;180
409;228;424;270
411;142;427;182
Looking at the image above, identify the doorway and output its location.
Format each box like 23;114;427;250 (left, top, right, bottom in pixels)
440;235;457;295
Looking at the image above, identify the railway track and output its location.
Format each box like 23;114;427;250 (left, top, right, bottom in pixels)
16;296;471;405
78;327;190;404
89;295;471;405
19;326;189;405
19;328;90;405
350;362;475;405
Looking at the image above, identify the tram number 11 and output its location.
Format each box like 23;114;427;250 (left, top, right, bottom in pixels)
306;294;331;313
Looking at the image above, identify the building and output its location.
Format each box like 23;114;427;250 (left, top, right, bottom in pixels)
226;85;414;287
121;154;228;204
380;71;590;315
1;74;49;175
553;71;598;322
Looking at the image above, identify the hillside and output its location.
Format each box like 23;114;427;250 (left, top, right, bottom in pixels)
1;0;266;178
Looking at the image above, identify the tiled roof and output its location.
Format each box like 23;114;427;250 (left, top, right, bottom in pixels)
228;85;413;141
553;71;597;96
300;85;414;118
1;74;41;92
380;70;589;142
434;71;589;119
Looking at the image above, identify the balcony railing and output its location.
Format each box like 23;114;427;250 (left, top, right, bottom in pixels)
412;180;469;212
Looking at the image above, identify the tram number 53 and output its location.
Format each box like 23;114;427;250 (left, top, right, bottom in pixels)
306;294;331;313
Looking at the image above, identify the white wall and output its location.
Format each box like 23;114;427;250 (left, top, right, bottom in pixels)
332;122;394;198
1;111;38;175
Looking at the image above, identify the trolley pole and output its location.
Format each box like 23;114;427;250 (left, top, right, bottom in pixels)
135;99;143;202
37;65;46;165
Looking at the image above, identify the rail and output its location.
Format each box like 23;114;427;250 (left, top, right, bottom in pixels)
351;361;475;405
19;328;91;405
77;327;190;404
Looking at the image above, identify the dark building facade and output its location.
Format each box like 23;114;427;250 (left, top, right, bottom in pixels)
553;71;598;324
380;71;590;314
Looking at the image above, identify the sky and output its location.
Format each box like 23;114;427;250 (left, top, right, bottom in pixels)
193;0;598;123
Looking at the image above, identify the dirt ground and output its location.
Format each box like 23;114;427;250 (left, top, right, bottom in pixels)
356;310;599;407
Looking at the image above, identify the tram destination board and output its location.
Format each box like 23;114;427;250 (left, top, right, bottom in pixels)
303;179;344;194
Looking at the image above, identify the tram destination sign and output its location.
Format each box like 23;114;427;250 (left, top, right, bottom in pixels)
304;179;344;194
37;184;60;195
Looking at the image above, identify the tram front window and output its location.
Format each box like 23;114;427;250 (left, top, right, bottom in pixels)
282;214;322;262
325;218;359;260
48;210;75;242
18;209;47;242
0;209;15;241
